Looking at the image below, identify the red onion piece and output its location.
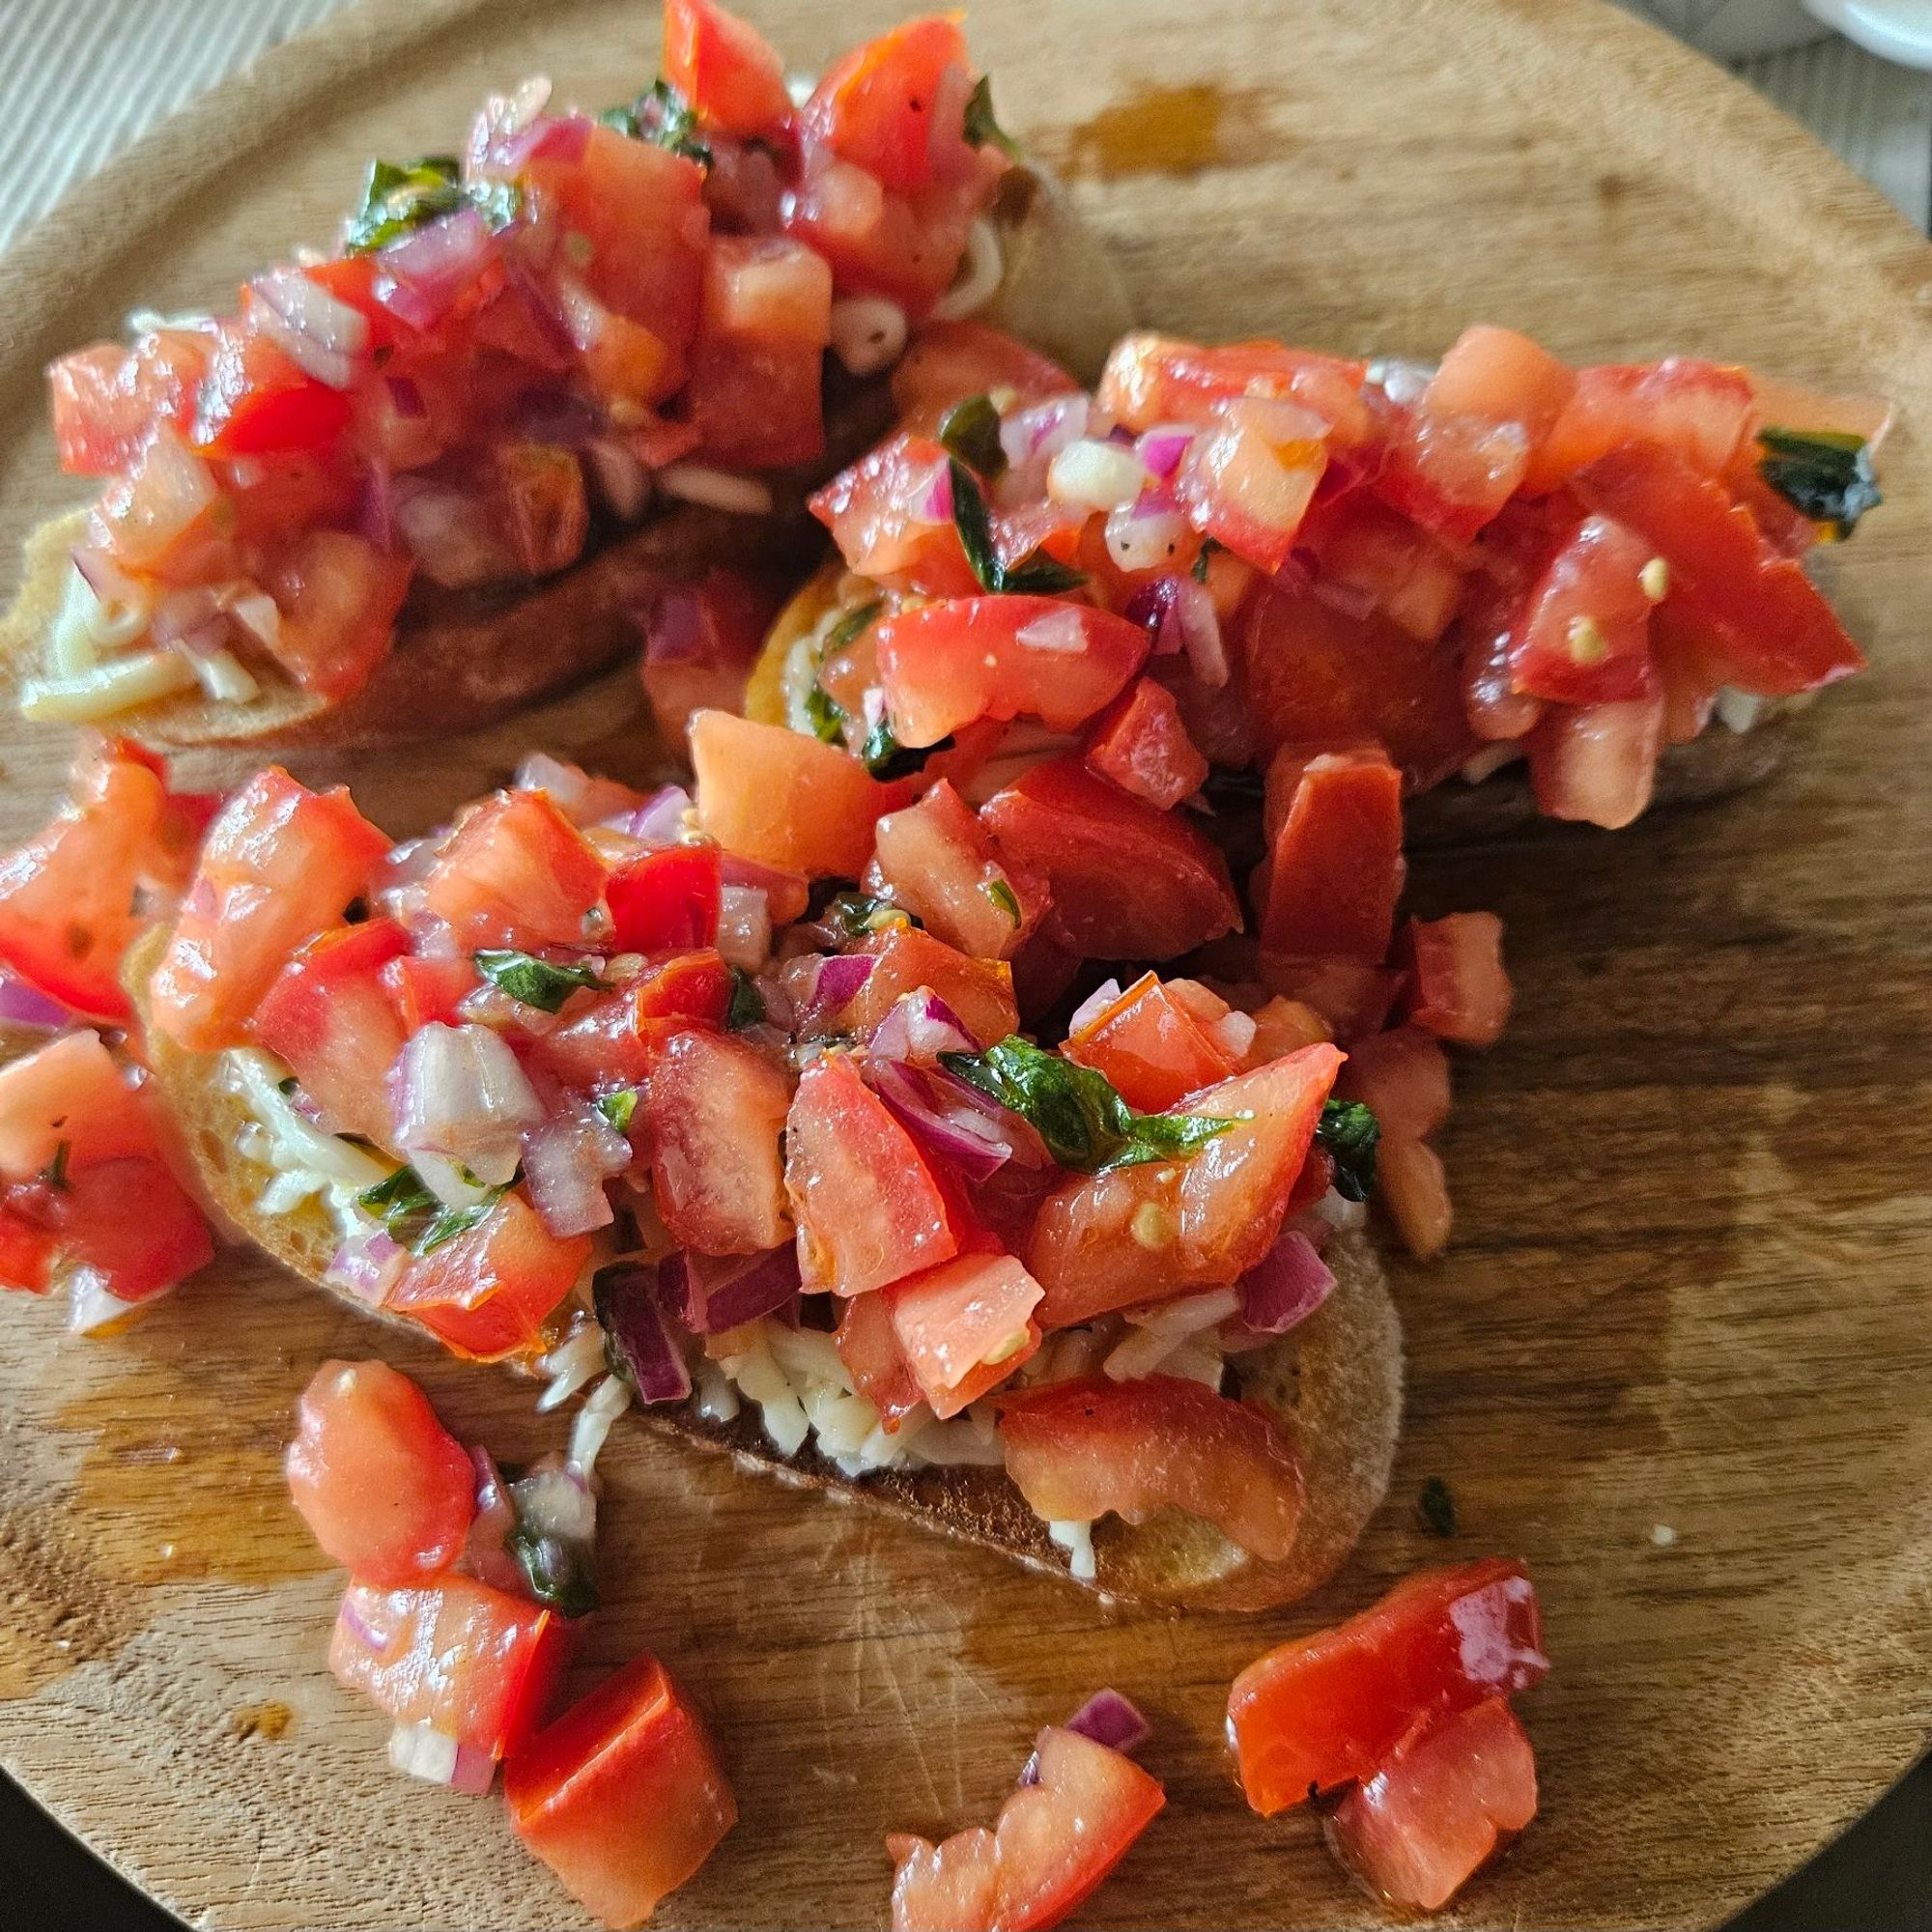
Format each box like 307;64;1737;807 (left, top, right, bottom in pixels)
250;266;367;388
523;1104;631;1237
1065;977;1123;1039
597;1264;694;1404
867;1059;1048;1183
801;952;875;1028
338;1593;384;1654
1002;393;1089;469
323;1224;406;1306
1020;1689;1152;1784
71;544;142;606
389;1021;543;1189
867;989;975;1064
1230;1231;1336;1344
0;969;78;1032
460;1444;526;1594
355;464;396;552
1123;576;1187;656
450;1742;498;1796
911;460;954;524
1134;426;1193;480
661;1245;802;1335
495;110;592;173
376;207;496;331
600;784;693;845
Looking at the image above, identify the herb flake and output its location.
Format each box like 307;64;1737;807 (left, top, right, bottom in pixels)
1418;1476;1459;1538
939;393;1008;479
824;599;882;658
823;892;916;939
804;683;848;746
1315;1099;1380;1203
344;156;520;255
982;877;1022;927
1191;536;1223;583
725;967;766;1030
42;1141;70;1192
509;1522;599;1617
474;950;611;1013
603;78;712;166
595;1090;639;1134
962;74;1022;160
949;459;1086;596
1757;425;1883;541
860;714;954;781
358;1165;506;1255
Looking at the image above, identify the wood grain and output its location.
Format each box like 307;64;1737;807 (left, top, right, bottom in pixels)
1;1;1930;1927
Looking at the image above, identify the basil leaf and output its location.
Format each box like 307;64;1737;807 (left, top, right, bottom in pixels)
344;156;521;255
416;1198;502;1254
597;104;641;137
1418;1475;1458;1538
359;1164;507;1255
1315;1098;1379;1203
823;892;916;938
939;394;1008;479
474;950;611;1012
358;1165;440;1225
1191;536;1222;583
982;877;1022;927
824;599;882;657
941;1036;1233;1174
861;715;954;781
726;967;766;1030
962;74;1022;160
42;1140;70;1191
804;683;847;746
509;1522;600;1617
607;78;712;167
595;1089;639;1133
1757;425;1882;540
949;458;1088;597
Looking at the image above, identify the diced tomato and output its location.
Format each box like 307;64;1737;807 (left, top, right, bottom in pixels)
644;1030;792;1255
1083;677;1209;810
836;1289;925;1431
1376;1133;1454;1261
1506;513;1658;705
1325;1698;1538;1914
1252;748;1405;960
1001;1375;1304;1562
1098;333;1373;446
687;238;833;468
891;322;1077;432
1298;495;1467;643
48;328;213;477
889;1724;1164;1932
1028;1046;1342;1326
1376;409;1527;545
805;14;975;195
1336;1027;1451;1141
1247;995;1332;1063
1177;395;1329;572
837;923;1020;1050
692;710;910;878
1227;1557;1548;1814
640;569;788;754
557;279;683;411
1251;953;1402;1043
534;963;718;1093
0;737;181;1020
331;1574;572;1758
262;528;411;699
664;0;792;139
1421;325;1576;465
720;853;811;925
785;1051;959;1294
382;953;478;1032
1525;690;1667;830
192;320;353;459
384;1192;588;1361
875;598;1150;749
251;919;409;1145
94;426;227;579
152;768;391;1052
1573;440;1863;696
0;1032;155;1180
0;1204;56;1295
1064;971;1240;1113
1402;914;1511;1048
811;432;979;593
607;843;722;953
1238;582;1477;789
505;1650;736;1928
980;758;1239;961
284;1358;474;1585
1529;357;1755;494
867;781;1044;961
41;1151;212;1307
888;1251;1042;1419
420;790;608;952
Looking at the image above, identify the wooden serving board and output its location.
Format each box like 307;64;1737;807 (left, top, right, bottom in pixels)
2;0;1930;1925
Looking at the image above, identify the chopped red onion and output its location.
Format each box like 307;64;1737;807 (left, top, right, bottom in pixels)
1175;575;1229;687
523;1104;631;1237
1020;1689;1151;1783
717;885;772;972
599;783;693;846
494;110;592;173
468;74;554;171
583;437;649;522
389;1021;542;1191
661;1245;802;1335
460;1444;526;1594
376;207;497;331
867;989;975;1064
1001;393;1089;470
911;460;954;524
149;585;221;644
867;1059;1048;1184
1134;425;1193;480
323;1224;406;1305
71;545;142;607
337;1592;384;1654
385;373;427;418
1124;577;1186;656
596;1264;694;1404
513;753;644;827
0;969;78;1032
801;952;875;1028
393;475;514;589
250;267;368;388
1230;1231;1336;1344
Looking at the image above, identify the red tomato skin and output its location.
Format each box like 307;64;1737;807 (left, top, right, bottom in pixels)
192;321;353;459
980;758;1239;962
49;328;212;476
687;239;833;469
250;920;409;1146
421;790;609;953
810;432;975;591
53;1153;216;1304
1253;749;1405;960
805;14;973;195
1227;1557;1548;1815
1084;677;1210;810
284;1359;474;1585
836;1286;926;1432
606;843;723;953
1324;1697;1538;1914
331;1574;572;1757
644;1029;792;1255
663;0;792;138
1000;1374;1305;1563
0;1205;56;1294
785;1052;959;1295
1402;914;1512;1048
1572;441;1863;696
1507;514;1658;706
384;1194;589;1362
838;924;1019;1051
382;953;478;1032
505;1650;736;1929
151;768;391;1053
1064;971;1240;1113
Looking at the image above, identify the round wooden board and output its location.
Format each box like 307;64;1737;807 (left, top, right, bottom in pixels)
2;0;1930;1925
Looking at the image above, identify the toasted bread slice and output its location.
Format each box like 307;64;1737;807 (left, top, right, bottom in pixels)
130;928;1401;1613
2;165;1134;753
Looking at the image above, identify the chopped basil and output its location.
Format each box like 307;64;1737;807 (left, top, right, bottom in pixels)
962;74;1022;160
942;1036;1234;1174
595;1089;639;1134
509;1522;599;1618
1418;1475;1459;1538
825;600;883;658
860;714;955;781
474;950;611;1012
358;1164;507;1255
982;877;1022;927
343;156;520;255
1757;425;1882;540
949;459;1087;596
42;1141;70;1192
1191;536;1222;583
725;967;766;1030
822;892;916;938
1315;1098;1380;1204
939;394;1008;480
276;1076;299;1096
804;683;848;746
603;78;713;167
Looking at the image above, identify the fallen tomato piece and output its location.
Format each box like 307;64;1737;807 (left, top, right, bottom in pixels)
1252;747;1405;961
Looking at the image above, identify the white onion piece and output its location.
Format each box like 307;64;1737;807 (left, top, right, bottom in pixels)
566;1374;634;1482
387;1720;497;1795
250;267;368;389
1015;608;1090;656
1715;687;1764;734
1459;740;1524;784
389;1022;543;1190
583;438;649;522
657;465;774;515
931;215;1004;321
224;589;283;653
717;885;772;971
69;1273;156;1336
1047;439;1150;513
522;1105;629;1238
1104;497;1191;573
1175;576;1229;688
1065;978;1122;1037
1211;1009;1258;1060
830;295;909;376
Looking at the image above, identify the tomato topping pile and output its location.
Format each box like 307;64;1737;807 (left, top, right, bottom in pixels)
35;1;1011;719
1228;1558;1548;1912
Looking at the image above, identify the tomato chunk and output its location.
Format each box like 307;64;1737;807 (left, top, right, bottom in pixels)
875;598;1150;749
1064;971;1240;1113
607;843;722;953
1507;514;1658;706
806;14;974;195
785;1052;958;1294
664;0;791;139
888;1251;1042;1419
151;768;390;1052
384;1193;589;1361
1177;395;1329;572
1252;748;1405;961
891;322;1077;431
867;781;1044;962
1402;914;1512;1048
838;924;1019;1051
836;1286;925;1432
1325;1698;1538;1914
644;1030;792;1255
421;790;608;952
1027;1046;1342;1326
1098;333;1372;445
1336;1027;1451;1141
1227;1557;1548;1814
889;1724;1164;1932
285;1359;474;1585
192;321;353;459
48;328;212;477
505;1649;736;1929
331;1574;571;1758
1083;677;1209;810
980;758;1238;961
810;432;977;593
1000;1375;1304;1563
266;528;412;700
1525;690;1667;830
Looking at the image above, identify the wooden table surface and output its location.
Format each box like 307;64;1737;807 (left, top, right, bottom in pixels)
0;1;1930;1926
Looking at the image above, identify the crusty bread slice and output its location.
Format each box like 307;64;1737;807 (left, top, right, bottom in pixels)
1;164;1134;753
129;928;1402;1613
